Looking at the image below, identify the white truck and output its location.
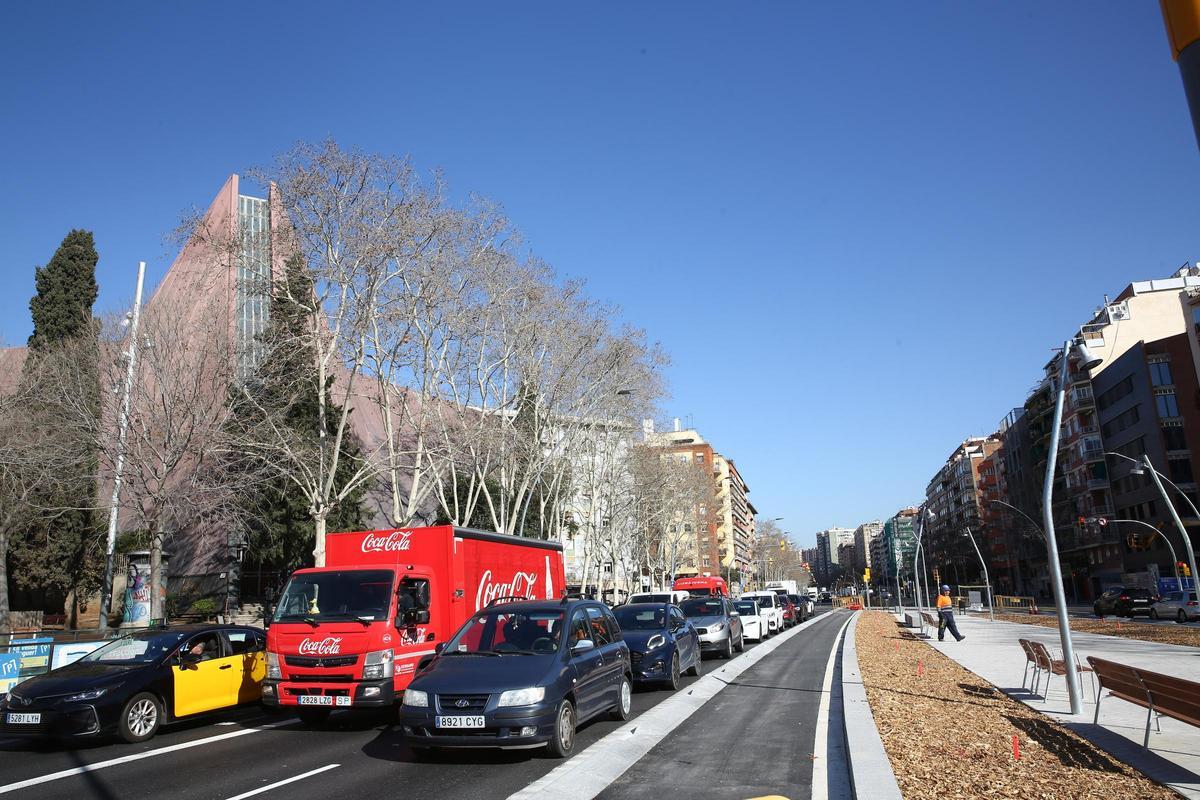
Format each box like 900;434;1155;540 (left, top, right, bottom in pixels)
765;580;799;596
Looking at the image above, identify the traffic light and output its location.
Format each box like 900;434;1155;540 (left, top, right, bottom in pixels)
863;568;871;582
1181;561;1193;577
779;540;786;551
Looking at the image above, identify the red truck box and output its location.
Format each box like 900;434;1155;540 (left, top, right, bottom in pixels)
673;574;729;597
263;526;566;717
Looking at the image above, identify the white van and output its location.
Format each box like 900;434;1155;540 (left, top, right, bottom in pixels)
626;589;691;605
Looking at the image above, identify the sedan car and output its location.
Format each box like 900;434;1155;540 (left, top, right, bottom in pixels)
732;599;768;642
1094;586;1158;618
1150;590;1200;623
740;592;785;634
0;625;266;743
680;596;744;659
613;603;701;689
400;598;631;759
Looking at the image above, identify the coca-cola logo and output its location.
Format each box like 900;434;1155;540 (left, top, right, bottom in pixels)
476;570;539;610
298;636;343;656
361;530;413;553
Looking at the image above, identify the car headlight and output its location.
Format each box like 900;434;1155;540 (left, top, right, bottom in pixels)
402;689;429;707
709;623;725;634
646;634;666;650
266;651;281;680
497;687;545;707
362;648;394;680
64;686;115;703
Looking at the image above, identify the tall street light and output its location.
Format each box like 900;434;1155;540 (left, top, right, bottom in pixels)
1107;450;1200;600
962;526;993;621
1043;336;1101;715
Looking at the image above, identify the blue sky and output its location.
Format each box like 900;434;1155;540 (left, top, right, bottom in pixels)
2;3;1198;548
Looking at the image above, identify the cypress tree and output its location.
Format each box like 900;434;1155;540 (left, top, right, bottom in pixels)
27;230;99;350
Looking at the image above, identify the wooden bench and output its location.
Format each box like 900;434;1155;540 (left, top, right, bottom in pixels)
1088;656;1200;747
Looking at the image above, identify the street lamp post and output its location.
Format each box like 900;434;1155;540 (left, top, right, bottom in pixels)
963;526;994;622
1042;337;1099;715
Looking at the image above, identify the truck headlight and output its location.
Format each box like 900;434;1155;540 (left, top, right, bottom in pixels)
498;687;545;707
362;648;394;680
266;651;281;680
402;689;429;707
646;634;666;650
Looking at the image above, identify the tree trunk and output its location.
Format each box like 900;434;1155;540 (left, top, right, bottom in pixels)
313;513;327;568
0;529;9;628
150;523;164;621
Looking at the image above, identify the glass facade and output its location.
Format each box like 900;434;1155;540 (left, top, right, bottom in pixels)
236;195;271;382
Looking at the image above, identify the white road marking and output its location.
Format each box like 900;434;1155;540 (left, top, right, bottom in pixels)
0;719;298;795
811;613;853;800
223;764;340;800
508;611;845;800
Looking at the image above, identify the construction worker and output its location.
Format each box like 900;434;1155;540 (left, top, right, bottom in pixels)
936;584;965;642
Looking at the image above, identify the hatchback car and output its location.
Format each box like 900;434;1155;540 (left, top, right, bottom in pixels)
1150;590;1200;623
740;591;785;634
680;596;744;658
777;597;798;627
786;594;812;622
613;603;701;689
732;599;768;641
400;598;631;758
1093;586;1158;618
0;625;265;743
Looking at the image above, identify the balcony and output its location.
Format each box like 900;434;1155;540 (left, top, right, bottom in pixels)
1081;445;1104;463
1087;477;1110;490
1070;388;1095;408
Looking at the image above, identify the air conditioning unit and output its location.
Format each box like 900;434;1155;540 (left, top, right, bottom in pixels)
1107;303;1130;321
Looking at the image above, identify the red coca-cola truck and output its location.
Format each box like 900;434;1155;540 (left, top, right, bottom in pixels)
262;526;566;721
672;574;729;597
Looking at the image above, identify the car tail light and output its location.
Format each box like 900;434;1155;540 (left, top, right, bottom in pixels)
1188;601;1198;607
1119;595;1129;601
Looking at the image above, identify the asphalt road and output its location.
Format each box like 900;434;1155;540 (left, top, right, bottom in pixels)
0;608;844;800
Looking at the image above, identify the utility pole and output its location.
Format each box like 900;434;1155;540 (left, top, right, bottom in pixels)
98;261;145;631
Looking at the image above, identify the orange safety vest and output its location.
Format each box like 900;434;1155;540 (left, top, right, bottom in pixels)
936;594;953;610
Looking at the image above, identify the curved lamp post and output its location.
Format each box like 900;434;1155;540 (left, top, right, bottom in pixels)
962;526;994;621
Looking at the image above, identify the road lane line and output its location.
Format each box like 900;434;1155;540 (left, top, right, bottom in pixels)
811;613;853;800
223;764;340;800
0;719;298;795
508;610;846;800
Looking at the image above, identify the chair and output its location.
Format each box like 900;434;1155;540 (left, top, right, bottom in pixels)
1028;640;1096;702
1017;638;1042;693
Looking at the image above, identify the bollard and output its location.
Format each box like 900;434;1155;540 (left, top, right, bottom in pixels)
1012;735;1020;760
917;659;924;676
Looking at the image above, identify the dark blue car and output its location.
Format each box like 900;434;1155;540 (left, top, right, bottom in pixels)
400;597;631;758
613;603;701;689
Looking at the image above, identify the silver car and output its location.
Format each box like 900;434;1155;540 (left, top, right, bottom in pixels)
680;596;744;659
1150;590;1199;623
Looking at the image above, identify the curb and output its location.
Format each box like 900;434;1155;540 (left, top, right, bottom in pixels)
840;612;903;800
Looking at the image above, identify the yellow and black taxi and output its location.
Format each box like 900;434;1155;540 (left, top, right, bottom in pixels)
0;624;266;743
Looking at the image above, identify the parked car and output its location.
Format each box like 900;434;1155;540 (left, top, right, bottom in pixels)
1150;590;1200;623
740;591;785;634
733;599;768;641
680;596;744;658
0;625;266;743
399;597;631;758
777;596;798;627
1093;586;1158;618
612;603;701;689
787;593;813;620
625;590;690;605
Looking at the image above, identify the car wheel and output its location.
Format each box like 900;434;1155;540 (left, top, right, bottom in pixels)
1179;610;1189;624
1094;605;1103;618
722;635;733;660
119;692;162;743
665;653;681;691
734;632;745;653
1150;608;1159;620
611;676;633;721
687;652;702;677
545;700;576;758
297;707;332;726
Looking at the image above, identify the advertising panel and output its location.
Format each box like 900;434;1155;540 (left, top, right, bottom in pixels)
50;640;106;670
9;637;52;676
0;653;20;696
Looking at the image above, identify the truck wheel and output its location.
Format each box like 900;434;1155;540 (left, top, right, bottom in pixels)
610;676;632;720
545;700;576;758
119;692;162;743
297;707;332;726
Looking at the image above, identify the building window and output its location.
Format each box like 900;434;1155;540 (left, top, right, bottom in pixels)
1156;392;1181;419
1097;376;1134;411
694;453;704;463
236;195;271;383
1170;458;1195;484
702;556;711;567
1115;436;1147;459
1163;425;1188;452
1150;360;1174;387
1101;405;1140;438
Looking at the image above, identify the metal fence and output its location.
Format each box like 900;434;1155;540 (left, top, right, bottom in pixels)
995;594;1037;611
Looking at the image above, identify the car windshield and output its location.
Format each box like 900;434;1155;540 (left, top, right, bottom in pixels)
273;570;395;623
81;630;188;664
682;587;714;596
681;598;723;617
733;601;756;615
614;605;667;630
754;596;774;607
444;609;564;655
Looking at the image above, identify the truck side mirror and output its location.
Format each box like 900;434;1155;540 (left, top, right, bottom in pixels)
400;609;430;626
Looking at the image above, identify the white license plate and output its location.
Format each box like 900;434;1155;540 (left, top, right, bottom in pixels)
298;696;333;706
435;715;485;729
6;713;40;725
334;696;352;707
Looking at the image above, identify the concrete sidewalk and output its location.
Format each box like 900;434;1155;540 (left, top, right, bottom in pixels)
912;610;1200;798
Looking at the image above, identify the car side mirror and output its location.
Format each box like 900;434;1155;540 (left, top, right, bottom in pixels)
434;642;445;654
572;639;595;654
730;611;740;617
179;652;201;668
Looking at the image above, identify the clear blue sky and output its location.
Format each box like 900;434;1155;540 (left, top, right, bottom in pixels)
2;3;1198;548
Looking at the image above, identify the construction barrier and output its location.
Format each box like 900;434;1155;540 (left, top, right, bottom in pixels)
995;595;1037;612
834;595;864;610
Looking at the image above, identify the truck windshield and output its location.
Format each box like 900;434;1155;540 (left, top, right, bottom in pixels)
274;569;395;623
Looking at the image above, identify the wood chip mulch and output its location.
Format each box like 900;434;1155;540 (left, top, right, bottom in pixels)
854;611;1177;799
993;611;1200;648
